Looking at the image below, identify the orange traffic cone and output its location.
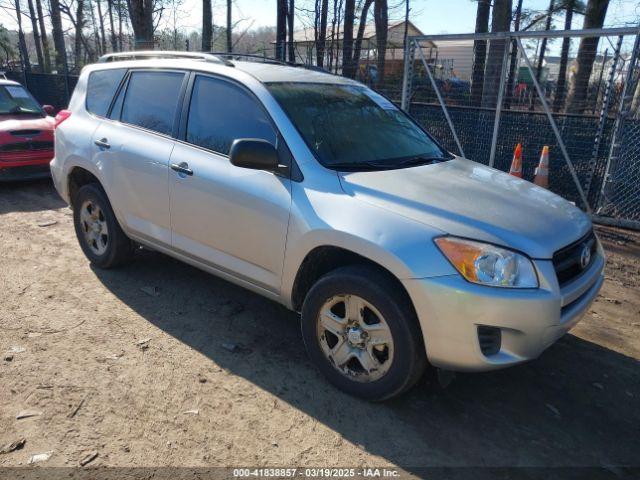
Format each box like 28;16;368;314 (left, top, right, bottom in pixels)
534;146;549;188
509;143;523;178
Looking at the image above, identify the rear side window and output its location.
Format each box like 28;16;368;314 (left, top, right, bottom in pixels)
186;75;276;155
86;69;126;117
121;71;185;136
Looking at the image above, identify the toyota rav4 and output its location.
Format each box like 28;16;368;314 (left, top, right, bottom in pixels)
50;52;605;400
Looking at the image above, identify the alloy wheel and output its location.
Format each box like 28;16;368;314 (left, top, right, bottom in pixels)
316;294;394;382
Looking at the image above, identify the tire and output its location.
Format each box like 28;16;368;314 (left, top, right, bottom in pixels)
301;265;427;401
72;183;134;268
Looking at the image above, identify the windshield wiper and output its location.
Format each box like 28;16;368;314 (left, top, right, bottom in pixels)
328;155;450;172
327;161;398;171
7;106;39;115
392;155;448;167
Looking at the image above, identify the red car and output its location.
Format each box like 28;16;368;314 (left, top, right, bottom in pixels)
0;79;56;181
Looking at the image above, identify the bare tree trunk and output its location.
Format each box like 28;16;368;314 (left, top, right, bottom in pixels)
96;0;107;54
276;0;287;60
127;0;155;49
49;0;67;71
117;0;123;50
27;0;44;71
553;0;575;112
504;0;522;109
88;0;101;58
352;0;373;75
481;0;512;108
470;0;490;107
287;0;295;62
316;0;328;67
226;0;232;52
107;0;118;51
75;0;85;67
566;0;609;113
341;0;355;77
529;0;554;110
14;0;32;72
202;0;212;50
373;0;388;86
35;0;51;70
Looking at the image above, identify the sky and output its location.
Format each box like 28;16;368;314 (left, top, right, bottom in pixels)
0;0;638;36
171;0;639;33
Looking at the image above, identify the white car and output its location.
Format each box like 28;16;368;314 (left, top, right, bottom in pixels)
51;52;604;400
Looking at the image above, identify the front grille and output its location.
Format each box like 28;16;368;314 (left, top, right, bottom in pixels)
477;326;501;356
0;141;53;153
553;230;597;287
10;129;42;136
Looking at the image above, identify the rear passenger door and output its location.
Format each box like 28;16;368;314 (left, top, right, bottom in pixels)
91;69;187;246
168;74;292;293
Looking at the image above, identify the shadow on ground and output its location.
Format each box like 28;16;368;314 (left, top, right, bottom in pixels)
92;248;640;472
0;178;66;214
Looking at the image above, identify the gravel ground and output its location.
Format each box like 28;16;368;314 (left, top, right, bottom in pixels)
0;179;639;475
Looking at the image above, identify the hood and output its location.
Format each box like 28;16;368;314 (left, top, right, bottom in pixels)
338;158;591;259
0;115;54;132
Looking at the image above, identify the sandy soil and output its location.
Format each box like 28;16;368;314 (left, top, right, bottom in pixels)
0;179;639;473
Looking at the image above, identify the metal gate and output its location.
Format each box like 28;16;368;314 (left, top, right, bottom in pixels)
401;27;640;228
595;33;640;229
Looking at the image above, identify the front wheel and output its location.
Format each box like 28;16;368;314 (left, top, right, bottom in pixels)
301;265;427;401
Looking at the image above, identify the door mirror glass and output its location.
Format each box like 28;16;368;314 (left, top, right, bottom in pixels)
229;139;279;171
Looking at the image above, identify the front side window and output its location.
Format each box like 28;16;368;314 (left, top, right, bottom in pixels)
0;85;43;116
121;71;185;136
86;68;126;117
186;75;276;155
267;82;451;170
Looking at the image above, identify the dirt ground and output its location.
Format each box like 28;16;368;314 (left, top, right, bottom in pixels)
1;179;639;474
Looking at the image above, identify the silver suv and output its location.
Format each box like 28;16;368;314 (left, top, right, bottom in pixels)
51;52;605;400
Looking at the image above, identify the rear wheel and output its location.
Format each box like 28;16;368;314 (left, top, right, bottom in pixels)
301;265;427;401
72;183;134;268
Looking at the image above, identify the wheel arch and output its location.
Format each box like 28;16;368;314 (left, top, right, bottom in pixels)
68;165;102;207
290;245;417;317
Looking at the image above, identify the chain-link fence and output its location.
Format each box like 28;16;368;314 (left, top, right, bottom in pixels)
400;27;640;230
4;71;79;111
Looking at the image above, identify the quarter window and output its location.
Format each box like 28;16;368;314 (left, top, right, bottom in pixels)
121;71;185;136
86;69;126;117
186;76;276;155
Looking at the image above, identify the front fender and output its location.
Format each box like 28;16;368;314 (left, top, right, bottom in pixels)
280;182;457;307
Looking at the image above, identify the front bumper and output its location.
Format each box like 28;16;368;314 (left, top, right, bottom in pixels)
0;150;54;181
403;243;605;371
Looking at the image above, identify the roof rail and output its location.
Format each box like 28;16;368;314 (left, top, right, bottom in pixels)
208;52;330;73
208;52;286;65
97;51;233;66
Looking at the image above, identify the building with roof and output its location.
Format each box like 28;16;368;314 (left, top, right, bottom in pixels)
286;20;433;79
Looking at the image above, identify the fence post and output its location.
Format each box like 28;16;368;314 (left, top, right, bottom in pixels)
401;39;415;112
488;38;511;168
516;37;591;213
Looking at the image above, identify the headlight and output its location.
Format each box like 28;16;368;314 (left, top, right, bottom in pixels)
435;236;538;288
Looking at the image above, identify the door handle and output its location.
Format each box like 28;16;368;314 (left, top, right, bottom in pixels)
170;162;193;176
94;138;110;149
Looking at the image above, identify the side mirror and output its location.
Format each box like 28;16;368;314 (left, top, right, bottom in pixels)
229;139;280;172
43;105;56;115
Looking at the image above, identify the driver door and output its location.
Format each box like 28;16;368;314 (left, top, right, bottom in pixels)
168;74;292;293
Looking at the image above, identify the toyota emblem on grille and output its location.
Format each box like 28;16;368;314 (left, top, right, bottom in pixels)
580;244;591;269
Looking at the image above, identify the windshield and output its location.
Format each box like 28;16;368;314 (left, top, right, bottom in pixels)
266;82;451;170
0;85;43;115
